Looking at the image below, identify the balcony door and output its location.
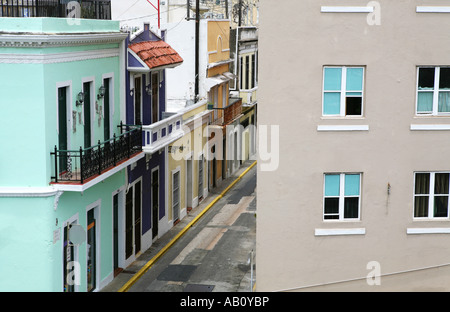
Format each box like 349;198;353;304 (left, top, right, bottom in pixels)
152;72;159;123
134;76;142;125
58;86;69;173
103;78;111;141
83;81;92;148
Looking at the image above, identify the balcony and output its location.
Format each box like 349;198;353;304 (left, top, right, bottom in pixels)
142;113;185;154
50;126;142;187
0;0;111;19
209;97;243;126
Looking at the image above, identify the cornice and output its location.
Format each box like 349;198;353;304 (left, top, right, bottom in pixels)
0;32;128;48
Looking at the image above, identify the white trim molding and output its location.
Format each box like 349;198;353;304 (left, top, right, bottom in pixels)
407;228;450;235
315;228;366;236
416;6;450;13
0;186;59;197
317;125;369;131
321;6;374;13
410;124;450;131
0;48;120;64
0;32;128;48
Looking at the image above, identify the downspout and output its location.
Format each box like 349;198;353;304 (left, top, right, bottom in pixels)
195;0;200;102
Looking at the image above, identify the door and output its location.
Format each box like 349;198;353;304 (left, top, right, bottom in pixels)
172;171;180;222
103;78;111;141
152;169;159;239
125;190;133;259
125;182;142;260
83;82;91;148
63;221;76;292
152;73;159;123
134;76;142;125
198;155;203;200
87;209;96;292
113;193;119;275
134;181;141;254
58;86;68;174
187;158;193;209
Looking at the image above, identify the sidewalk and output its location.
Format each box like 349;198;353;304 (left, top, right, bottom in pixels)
101;159;257;292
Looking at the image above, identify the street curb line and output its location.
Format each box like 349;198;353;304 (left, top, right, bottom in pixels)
118;160;257;292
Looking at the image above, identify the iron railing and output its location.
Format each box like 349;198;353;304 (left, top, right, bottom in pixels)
51;125;142;184
0;0;111;19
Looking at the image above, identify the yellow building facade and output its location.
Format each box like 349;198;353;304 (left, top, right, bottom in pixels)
167;101;211;223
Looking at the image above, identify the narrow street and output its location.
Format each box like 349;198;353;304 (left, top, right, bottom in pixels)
102;160;257;292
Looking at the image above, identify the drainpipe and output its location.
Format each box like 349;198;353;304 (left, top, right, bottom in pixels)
195;0;200;102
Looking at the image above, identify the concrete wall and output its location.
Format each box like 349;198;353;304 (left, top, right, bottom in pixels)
257;0;450;292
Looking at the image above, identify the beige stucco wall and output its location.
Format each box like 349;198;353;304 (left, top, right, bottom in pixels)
257;0;450;291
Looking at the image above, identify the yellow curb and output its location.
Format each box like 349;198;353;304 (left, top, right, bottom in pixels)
118;160;257;292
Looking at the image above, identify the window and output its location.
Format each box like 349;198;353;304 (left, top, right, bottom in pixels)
324;173;361;220
414;172;450;219
417;67;450;115
323;66;364;116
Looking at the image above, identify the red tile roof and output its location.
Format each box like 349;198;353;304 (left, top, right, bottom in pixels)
129;40;183;69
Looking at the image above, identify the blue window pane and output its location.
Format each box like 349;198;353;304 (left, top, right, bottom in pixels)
325;174;340;197
346;68;363;91
324;68;342;91
346;92;362;97
438;91;450;112
345;174;360;196
417;92;433;112
323;92;341;115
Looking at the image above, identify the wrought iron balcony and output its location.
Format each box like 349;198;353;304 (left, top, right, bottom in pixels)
0;0;111;19
50;125;142;184
142;113;185;154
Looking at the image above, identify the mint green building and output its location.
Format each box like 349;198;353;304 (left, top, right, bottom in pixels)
0;18;143;291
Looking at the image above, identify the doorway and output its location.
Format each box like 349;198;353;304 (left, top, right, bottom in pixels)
103;78;111;141
152;168;159;240
58;86;69;174
186;157;193;210
125;180;142;261
83;81;92;148
86;208;97;292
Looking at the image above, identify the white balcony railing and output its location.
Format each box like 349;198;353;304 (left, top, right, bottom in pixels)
142;113;185;154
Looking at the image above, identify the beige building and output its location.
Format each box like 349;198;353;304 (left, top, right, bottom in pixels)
257;0;450;291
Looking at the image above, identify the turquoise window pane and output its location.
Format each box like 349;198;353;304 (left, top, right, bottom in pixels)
346;68;363;91
417;92;433;112
345;174;360;196
325;174;340;197
324;68;342;91
323;92;341;115
346;92;362;97
438;91;450;112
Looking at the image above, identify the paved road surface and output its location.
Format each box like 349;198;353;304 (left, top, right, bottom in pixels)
102;160;257;292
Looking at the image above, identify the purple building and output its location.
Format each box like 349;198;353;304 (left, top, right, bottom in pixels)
123;24;183;266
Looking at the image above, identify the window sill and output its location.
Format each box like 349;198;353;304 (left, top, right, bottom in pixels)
407;228;450;235
317;125;369;132
416;6;450;13
315;228;366;236
410;124;450;131
321;6;373;13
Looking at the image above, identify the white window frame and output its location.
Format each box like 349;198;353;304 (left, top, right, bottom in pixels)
323;173;362;221
416;66;450;116
413;171;450;220
322;66;365;117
